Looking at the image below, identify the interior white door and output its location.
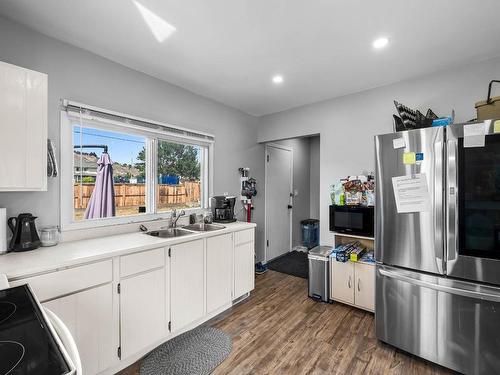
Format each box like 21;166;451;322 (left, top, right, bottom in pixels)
266;145;292;261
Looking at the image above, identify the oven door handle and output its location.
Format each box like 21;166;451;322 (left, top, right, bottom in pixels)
44;308;82;375
378;267;500;303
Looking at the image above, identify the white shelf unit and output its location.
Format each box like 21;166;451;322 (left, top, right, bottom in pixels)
329;232;375;312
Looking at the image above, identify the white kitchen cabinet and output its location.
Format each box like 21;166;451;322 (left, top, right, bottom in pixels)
0;61;47;191
43;283;116;375
330;260;375;312
354;262;375;311
6;224;257;375
331;260;355;305
206;233;233;313
234;229;255;299
120;267;166;359
330;232;375;312
170;239;205;332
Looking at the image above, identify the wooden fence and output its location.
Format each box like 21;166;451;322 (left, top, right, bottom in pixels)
74;182;201;209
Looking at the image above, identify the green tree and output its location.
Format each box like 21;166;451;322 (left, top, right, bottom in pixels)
82;176;94;183
136;142;200;180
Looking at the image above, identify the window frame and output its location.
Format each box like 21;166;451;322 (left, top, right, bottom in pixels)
60;103;213;232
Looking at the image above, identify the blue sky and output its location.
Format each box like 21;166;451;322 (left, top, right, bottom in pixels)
73;125;145;164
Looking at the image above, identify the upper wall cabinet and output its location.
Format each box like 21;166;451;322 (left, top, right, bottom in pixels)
0;61;48;191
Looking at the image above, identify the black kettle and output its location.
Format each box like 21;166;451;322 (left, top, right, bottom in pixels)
8;213;41;252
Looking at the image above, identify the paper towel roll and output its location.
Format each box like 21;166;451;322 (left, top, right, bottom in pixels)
0;208;7;254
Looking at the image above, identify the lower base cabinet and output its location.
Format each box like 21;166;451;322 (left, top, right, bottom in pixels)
15;226;256;374
234;229;255;299
331;260;355;304
206;234;233;313
43;283;115;375
330;260;375;312
120;267;166;359
170;239;205;332
354;262;375;311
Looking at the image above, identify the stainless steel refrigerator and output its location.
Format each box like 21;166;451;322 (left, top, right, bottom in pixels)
375;120;500;375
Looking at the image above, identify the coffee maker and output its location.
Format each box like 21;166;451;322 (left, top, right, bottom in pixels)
211;196;237;223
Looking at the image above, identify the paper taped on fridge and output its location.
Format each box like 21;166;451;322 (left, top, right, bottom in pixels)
391;173;431;213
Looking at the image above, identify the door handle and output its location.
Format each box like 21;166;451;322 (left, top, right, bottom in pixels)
434;139;444;274
447;139;458;264
379;267;500;302
357;278;361;292
348;276;352;289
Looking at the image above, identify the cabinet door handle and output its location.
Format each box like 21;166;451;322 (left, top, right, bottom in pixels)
357;278;361;292
348;276;352;289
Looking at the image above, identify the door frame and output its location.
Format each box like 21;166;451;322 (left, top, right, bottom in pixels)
264;143;293;263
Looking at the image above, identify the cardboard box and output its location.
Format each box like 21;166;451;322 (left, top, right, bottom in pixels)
476;96;500;121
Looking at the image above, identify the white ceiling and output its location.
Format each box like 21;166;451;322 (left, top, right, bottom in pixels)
1;0;500;116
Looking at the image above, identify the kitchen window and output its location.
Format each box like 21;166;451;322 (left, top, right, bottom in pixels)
73;125;148;221
60;101;213;230
155;139;205;213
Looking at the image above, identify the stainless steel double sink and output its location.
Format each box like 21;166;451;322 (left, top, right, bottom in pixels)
146;223;226;238
182;223;225;232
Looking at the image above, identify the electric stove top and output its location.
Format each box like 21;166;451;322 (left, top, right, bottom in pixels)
0;285;71;375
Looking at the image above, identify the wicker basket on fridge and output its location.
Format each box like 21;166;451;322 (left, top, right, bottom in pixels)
475;80;500;121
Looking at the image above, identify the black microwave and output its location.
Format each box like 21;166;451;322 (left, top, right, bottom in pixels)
329;205;374;237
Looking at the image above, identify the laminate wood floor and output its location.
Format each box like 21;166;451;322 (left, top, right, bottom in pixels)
117;270;454;375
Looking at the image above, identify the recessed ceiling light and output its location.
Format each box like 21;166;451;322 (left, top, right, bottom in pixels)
272;75;284;84
373;37;389;49
133;0;176;43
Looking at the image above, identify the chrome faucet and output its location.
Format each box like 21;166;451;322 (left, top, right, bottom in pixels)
171;209;186;228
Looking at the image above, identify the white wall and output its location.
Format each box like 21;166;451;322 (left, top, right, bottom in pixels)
3;13;500;261
309;136;320;219
258;55;500;246
0;16;265;260
272;138;311;247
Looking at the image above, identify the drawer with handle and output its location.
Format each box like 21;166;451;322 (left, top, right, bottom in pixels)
120;247;165;278
235;229;254;246
10;259;113;302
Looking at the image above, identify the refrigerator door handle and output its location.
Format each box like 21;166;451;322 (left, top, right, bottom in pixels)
434;139;444;273
378;267;500;302
447;139;459;265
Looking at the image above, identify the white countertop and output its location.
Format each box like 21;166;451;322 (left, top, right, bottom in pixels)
0;221;256;280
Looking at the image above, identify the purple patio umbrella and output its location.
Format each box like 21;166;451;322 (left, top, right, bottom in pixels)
84;152;116;219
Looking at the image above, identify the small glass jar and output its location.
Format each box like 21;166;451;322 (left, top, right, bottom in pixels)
40;226;60;247
203;210;213;224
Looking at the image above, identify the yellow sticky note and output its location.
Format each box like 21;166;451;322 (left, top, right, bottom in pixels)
403;152;416;165
494;120;500;133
